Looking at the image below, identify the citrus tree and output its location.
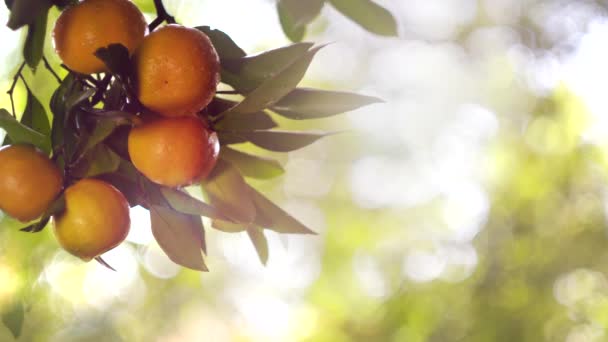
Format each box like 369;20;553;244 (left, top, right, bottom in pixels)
0;0;396;337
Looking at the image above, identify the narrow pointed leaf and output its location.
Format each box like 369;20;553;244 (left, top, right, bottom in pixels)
221;147;284;179
222;42;314;93
0;109;48;152
2;301;24;339
196;26;246;60
160;187;227;220
23;9;48;69
249;186;316;234
225;45;325;115
202;159;256;223
150;205;208;271
329;0;398;36
272;88;383;119
278;0;325;26
21;90;51;136
20;90;51;156
278;2;306;42
227;130;332;152
212;219;247;233
277;0;324;42
217;131;247;146
7;0;50;30
215;111;277;130
71;144;120;178
223;42;313;81
73;115;131;162
247;226;269;265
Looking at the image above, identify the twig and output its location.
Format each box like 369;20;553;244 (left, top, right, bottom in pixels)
42;55;61;83
7;61;26;117
149;0;176;31
18;74;30;93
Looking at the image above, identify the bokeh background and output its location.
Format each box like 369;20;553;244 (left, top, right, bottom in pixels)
3;0;608;341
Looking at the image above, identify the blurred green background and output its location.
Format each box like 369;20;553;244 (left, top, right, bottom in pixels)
3;0;608;341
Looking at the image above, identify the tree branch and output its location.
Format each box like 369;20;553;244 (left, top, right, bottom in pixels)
149;0;176;31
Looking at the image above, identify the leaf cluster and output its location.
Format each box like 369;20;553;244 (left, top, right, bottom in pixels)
276;0;398;42
0;1;381;273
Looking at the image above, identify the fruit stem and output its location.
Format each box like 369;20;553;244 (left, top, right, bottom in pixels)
149;0;176;31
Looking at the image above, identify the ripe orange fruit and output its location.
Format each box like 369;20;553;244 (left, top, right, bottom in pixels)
128;116;220;187
134;24;220;117
53;179;130;261
53;0;147;74
0;145;63;222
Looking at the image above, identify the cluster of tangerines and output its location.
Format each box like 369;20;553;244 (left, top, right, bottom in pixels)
0;0;221;261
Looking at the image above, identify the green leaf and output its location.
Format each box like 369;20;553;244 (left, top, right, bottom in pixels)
329;0;398;36
0;109;49;152
160;187;227;220
279;0;325;26
50;74;77;157
249;186;316;234
224;45;325;114
96;172;141;207
73;115;132;163
21;90;51;137
217;131;247;146
150;205;208;271
278;2;306;42
211;219;247;233
64;87;95;122
272;88;383;119
277;0;324;42
19;90;51;154
20;194;65;233
224;130;333;152
220;147;284;179
195;26;246;60
202;158;256;223
247;226;269;265
7;0;51;30
2;300;24;339
215;111;277;130
23;8;49;69
222;42;314;93
71;144;120;177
